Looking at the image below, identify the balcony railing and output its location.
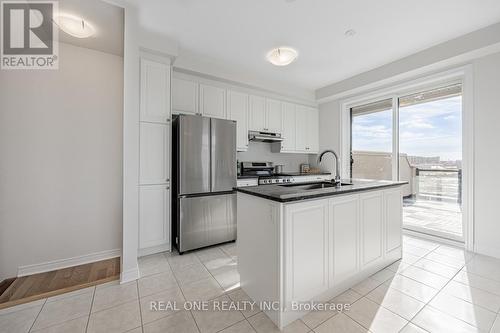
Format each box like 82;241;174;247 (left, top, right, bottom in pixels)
415;168;462;204
351;151;462;204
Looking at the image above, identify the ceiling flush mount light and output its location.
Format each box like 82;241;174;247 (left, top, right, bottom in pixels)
266;47;298;66
56;14;95;38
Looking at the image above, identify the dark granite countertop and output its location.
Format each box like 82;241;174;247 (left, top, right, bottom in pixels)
236;179;408;203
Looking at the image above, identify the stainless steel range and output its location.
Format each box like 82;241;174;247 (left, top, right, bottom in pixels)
240;162;331;185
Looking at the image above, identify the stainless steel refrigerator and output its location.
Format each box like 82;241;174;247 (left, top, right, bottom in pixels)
172;114;237;254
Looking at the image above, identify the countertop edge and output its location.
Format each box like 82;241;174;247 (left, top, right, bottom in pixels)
236;182;407;203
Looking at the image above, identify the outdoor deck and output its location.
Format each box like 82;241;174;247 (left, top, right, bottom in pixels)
403;197;462;240
403;169;462;240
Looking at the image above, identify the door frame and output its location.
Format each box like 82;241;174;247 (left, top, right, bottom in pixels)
339;65;474;251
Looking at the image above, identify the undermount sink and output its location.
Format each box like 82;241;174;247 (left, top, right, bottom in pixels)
280;181;352;190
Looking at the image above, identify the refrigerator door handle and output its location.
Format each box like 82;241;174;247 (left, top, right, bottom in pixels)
210;119;213;192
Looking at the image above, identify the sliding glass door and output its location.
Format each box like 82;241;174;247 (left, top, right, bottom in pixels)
350;99;394;181
350;84;464;241
398;84;463;241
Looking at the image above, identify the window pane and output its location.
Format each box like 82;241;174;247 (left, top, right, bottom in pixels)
399;85;463;241
350;99;393;180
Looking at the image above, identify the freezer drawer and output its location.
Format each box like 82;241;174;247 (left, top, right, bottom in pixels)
178;192;236;252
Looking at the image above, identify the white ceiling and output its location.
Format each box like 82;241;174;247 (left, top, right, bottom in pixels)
58;0;123;56
130;0;500;93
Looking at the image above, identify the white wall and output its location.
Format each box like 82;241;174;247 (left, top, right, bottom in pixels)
315;50;500;259
237;142;310;173
473;52;500;258
121;3;141;283
307;100;342;175
0;43;124;279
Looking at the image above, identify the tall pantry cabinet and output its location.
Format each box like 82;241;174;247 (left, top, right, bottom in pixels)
138;52;172;256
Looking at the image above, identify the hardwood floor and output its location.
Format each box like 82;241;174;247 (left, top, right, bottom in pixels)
0;278;15;297
0;257;120;309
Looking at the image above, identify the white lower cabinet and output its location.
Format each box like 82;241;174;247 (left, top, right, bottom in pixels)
282;188;401;303
284;200;329;301
239;186;404;329
385;188;403;254
329;195;359;284
139;185;170;255
360;191;384;269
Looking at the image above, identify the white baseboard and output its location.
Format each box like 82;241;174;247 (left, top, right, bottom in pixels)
475;244;500;260
120;265;140;284
17;249;121;277
138;243;171;257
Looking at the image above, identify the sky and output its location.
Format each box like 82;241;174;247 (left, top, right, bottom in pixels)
352;96;462;161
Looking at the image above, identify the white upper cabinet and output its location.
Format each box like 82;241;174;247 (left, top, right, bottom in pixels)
295;105;319;153
200;84;226;119
295;105;308;152
140;122;170;185
250;97;283;133
307;107;319;153
172;77;198;115
266;99;283;133
249;95;266;131
227;90;249;151
281;102;296;151
171;73;319;154
140;58;171;123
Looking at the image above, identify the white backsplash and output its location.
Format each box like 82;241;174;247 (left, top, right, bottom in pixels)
237;141;312;172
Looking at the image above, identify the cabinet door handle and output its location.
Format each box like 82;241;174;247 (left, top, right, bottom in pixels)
166;186;170;190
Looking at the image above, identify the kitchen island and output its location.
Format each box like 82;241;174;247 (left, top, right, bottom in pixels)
236;179;407;328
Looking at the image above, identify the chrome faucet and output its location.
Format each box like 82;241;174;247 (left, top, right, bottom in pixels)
318;150;341;184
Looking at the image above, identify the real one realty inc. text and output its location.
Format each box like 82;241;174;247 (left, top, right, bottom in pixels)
149;300;351;312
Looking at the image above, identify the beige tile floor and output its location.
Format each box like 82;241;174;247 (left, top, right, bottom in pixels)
3;237;500;333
